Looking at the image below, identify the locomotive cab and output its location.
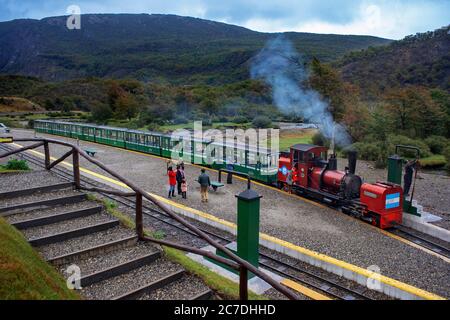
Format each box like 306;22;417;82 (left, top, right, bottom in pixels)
291;144;328;188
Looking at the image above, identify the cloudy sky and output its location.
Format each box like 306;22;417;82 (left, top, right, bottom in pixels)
0;0;449;39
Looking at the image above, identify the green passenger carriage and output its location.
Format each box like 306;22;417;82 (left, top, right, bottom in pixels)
34;120;279;185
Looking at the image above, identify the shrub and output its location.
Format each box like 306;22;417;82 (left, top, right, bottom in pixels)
173;116;188;125
252;116;272;128
387;135;431;158
424;136;448;154
347;142;383;161
312;132;330;147
232;116;248;124
27;119;34;129
2;159;30;171
419;155;447;168
444;146;450;172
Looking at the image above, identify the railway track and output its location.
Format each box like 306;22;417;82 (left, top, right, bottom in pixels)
390;226;450;259
1;143;376;300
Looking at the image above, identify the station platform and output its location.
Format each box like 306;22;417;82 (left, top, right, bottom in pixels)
7;129;450;299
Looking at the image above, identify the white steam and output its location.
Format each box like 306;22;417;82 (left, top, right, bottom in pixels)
250;35;351;147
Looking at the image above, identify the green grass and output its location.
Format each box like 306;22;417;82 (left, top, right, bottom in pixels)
90;195;267;300
164;246;267;300
0;217;80;300
0;169;28;173
264;129;317;151
420;155;447;168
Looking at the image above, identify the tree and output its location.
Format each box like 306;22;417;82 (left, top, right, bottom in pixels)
114;94;139;120
342;102;370;141
385;86;446;138
252;115;272;128
309;58;347;122
91;103;113;123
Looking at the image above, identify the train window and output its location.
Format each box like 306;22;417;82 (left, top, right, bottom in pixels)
247;151;257;168
294;151;300;164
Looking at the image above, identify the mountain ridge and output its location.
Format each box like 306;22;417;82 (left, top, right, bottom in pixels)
0;13;392;84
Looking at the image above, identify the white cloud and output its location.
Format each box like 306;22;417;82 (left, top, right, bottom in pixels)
237;1;449;39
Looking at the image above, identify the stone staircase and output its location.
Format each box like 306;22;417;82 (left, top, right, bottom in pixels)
0;170;213;300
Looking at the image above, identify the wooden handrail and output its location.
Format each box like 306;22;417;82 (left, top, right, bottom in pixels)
2;138;298;300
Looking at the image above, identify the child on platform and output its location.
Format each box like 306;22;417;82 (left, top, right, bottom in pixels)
181;178;187;199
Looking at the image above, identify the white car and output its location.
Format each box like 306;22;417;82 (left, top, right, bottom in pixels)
0;123;10;134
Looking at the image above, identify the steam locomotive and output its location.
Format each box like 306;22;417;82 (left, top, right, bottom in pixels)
278;144;403;229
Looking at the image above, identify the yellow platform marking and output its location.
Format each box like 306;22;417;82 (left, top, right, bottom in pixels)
281;279;332;300
11;141;447;300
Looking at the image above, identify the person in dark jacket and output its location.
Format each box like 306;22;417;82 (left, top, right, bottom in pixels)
404;160;417;197
197;169;211;203
176;165;184;195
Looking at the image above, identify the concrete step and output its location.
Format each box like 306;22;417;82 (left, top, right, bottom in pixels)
29;220;120;247
22;210;116;240
80;258;185;300
113;270;185;300
48;235;138;266
38;226;136;261
0;170;68;194
190;289;215;301
138;274;213;300
79;252;161;287
11;206;103;230
6;201;101;224
0;192;86;216
0;182;74;199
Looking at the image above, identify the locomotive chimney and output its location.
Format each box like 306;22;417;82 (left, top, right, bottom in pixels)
347;151;357;175
328;153;337;170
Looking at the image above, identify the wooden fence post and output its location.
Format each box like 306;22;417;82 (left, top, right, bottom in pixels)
72;149;80;189
136;192;144;239
44;142;50;169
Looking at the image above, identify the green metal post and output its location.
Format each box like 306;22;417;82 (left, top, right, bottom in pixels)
387;155;403;185
236;189;261;271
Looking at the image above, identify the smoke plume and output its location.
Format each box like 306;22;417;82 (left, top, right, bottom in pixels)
250;35;351;147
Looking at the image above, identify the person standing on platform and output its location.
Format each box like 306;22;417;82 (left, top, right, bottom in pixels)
198;169;211;203
404;160;418;197
167;166;176;198
286;169;293;194
176;165;184;195
181;178;188;199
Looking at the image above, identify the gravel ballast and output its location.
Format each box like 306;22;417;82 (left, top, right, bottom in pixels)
6;201;99;224
22;211;117;240
81;258;183;300
38;226;135;260
0;169;63;193
139;275;210;300
0;189;80;209
58;241;160;276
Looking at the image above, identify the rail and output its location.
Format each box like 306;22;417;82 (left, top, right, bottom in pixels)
0;138;298;300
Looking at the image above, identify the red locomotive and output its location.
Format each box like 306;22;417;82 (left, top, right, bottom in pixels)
278;144;403;229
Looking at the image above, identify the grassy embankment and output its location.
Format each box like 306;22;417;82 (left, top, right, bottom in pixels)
93;196;268;300
419;155;447;169
0;218;80;299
